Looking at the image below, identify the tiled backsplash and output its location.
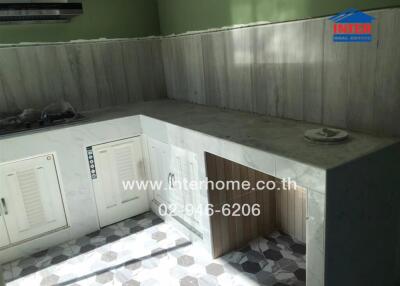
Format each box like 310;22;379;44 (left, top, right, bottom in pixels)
161;8;400;138
1;8;399;138
0;39;166;114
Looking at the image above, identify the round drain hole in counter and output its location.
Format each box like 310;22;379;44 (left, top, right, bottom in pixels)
304;128;349;143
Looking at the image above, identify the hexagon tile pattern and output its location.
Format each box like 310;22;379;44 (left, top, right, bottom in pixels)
2;211;305;286
2;212;164;284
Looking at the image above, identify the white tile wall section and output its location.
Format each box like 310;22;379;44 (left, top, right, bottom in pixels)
307;190;326;286
275;156;326;194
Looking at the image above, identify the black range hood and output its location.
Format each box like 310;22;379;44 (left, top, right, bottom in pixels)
0;0;83;24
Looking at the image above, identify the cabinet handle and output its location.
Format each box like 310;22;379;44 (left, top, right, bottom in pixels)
168;173;172;188
1;198;8;215
170;173;175;188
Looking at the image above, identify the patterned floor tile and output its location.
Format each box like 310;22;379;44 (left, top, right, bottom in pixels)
2;215;305;286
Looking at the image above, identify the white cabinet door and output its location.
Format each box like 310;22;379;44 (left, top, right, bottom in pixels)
169;146;187;219
170;146;202;227
0;155;67;244
92;137;149;227
0;214;10;248
147;138;172;205
147;139;202;230
182;150;202;226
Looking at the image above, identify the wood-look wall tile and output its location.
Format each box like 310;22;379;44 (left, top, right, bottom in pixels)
275;179;282;229
254;21;307;119
160;38;178;100
374;9;400;137
224;28;253;112
161;35;205;104
135;39;166;101
346;11;380;134
122;40;147;102
277;21;305;121
295;187;306;242
231;161;244;247
16;47;47;109
91;42;129;107
56;43;100;111
0;48;29;111
69;44;99;110
253;24;283;117
206;153;309;257
302;188;307;242
35;45;65;107
223;159;234;203
0;39;165;114
183;35;206;104
287;184;296;236
0;78;9;113
55;45;85;110
280;186;289;233
322;19;348;128
303;19;324;124
201;31;229;108
276;182;307;243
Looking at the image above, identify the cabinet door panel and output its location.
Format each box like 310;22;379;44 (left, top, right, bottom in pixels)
147;139;202;231
170;146;186;216
147;138;171;204
0;215;10;248
184;151;201;225
0;155;67;244
93;137;149;227
173;147;202;227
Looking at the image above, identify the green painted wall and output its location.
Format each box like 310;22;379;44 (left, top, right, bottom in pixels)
157;0;400;35
0;0;160;44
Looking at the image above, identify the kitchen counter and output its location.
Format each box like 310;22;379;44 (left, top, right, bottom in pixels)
2;99;399;286
1;99;397;170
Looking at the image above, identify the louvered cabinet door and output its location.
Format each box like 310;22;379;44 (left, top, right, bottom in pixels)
0;155;67;244
0;215;10;248
92;137;149;227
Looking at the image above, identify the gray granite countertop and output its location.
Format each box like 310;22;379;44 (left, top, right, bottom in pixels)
1;99;398;170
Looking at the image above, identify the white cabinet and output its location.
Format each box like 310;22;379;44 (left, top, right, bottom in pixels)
0;215;10;248
0;155;67;245
147;138;202;230
147;138;172;205
92;137;149;227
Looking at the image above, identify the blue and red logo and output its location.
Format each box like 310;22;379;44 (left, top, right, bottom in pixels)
329;8;375;42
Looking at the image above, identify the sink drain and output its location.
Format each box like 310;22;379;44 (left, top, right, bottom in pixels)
304;128;349;144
